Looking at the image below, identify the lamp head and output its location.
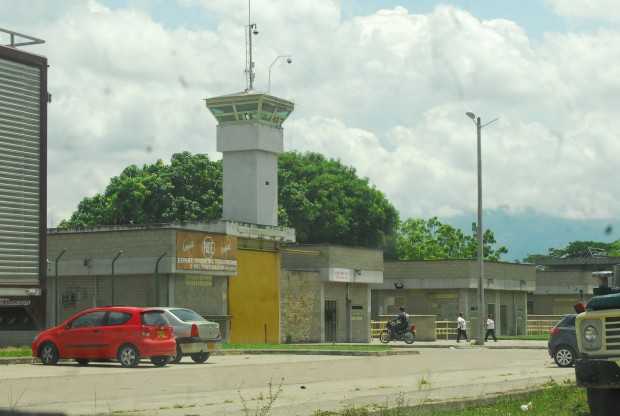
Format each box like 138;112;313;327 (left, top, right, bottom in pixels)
286;57;292;64
466;112;476;120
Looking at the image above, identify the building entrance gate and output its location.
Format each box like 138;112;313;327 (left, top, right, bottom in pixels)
325;300;337;342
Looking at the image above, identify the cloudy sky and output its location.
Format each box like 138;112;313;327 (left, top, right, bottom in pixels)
2;0;619;259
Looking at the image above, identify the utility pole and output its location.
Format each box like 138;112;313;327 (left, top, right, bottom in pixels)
466;112;498;345
245;0;258;91
54;249;67;325
475;115;485;346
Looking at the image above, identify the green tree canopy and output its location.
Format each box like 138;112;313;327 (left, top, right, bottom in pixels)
60;151;399;248
524;240;620;263
394;217;508;261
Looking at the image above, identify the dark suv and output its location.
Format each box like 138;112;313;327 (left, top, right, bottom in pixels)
548;314;578;367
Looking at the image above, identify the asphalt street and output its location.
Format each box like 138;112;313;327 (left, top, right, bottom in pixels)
0;349;574;415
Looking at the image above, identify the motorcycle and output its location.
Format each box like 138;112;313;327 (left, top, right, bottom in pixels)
379;320;416;344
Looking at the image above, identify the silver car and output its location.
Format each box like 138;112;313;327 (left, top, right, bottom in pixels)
160;308;221;364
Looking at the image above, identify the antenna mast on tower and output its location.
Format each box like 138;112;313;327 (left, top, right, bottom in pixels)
245;0;258;91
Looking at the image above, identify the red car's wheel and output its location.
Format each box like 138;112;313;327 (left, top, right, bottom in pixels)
117;344;139;368
39;342;59;365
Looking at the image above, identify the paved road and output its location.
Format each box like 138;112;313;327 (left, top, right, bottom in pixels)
0;349;574;416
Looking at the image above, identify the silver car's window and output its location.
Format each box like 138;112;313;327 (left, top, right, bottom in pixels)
169;308;206;322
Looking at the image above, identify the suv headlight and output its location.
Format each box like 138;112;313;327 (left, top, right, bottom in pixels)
584;325;598;342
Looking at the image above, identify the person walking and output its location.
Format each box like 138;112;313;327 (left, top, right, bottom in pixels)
456;313;468;343
485;314;498;342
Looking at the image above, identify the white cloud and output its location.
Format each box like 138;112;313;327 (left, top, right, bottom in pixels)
547;0;620;21
2;1;619;225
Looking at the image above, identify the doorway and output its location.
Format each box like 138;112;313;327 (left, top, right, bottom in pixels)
325;300;337;342
500;305;508;336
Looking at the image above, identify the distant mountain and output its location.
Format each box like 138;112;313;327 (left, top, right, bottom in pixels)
442;208;619;262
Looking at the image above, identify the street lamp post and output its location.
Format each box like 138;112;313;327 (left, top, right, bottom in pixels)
111;250;124;306
466;112;498;345
54;249;67;326
268;55;292;93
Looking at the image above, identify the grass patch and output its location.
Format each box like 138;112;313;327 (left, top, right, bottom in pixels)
222;343;391;352
0;346;31;357
315;383;588;415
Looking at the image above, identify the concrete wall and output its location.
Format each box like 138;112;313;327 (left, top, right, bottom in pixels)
0;331;38;347
372;288;527;336
222;150;279;226
279;270;322;343
410;316;436;341
323;282;370;343
217;122;283;227
372;289;459;319
380;260;536;292
282;245;383;272
49;273;168;324
172;275;227;316
47;229;175;277
530;294;591;315
535;270;595;296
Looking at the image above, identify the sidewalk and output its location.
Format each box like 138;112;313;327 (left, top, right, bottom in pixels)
371;338;548;350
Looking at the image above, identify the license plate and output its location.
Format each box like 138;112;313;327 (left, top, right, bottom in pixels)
157;330;165;339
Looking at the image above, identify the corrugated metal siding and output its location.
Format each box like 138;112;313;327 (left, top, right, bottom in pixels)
0;56;41;279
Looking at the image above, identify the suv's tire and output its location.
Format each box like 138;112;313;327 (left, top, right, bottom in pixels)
76;359;89;366
150;356;170;367
117;344;140;368
554;345;576;367
170;344;183;364
587;388;620;416
190;353;209;363
39;342;59;365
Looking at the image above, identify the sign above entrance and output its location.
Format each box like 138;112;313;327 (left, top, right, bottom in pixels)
176;232;238;274
0;298;31;307
325;268;383;284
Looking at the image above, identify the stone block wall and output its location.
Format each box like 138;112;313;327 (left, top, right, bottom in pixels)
280;270;322;343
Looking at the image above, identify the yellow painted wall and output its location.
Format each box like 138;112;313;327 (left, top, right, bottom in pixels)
229;249;280;344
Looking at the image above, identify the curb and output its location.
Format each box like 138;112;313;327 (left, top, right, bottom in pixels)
212;349;420;357
0;357;34;365
389;344;547;350
0;350;419;364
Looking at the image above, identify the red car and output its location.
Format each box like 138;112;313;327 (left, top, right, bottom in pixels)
32;306;176;368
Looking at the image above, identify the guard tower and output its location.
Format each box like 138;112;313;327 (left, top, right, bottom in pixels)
205;92;294;226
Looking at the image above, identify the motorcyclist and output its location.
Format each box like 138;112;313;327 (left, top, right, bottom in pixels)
394;306;409;335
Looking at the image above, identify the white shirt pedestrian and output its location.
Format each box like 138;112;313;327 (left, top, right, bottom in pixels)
486;318;495;330
457;316;467;330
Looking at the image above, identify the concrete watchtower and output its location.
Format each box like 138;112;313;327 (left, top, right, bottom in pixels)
205;92;294;226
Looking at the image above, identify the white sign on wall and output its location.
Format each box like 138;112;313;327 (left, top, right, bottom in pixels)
326;268;383;284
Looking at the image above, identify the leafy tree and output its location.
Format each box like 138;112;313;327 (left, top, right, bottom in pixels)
278;152;398;247
60;151;399;248
395;217;508;261
524;239;620;263
60;152;222;227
